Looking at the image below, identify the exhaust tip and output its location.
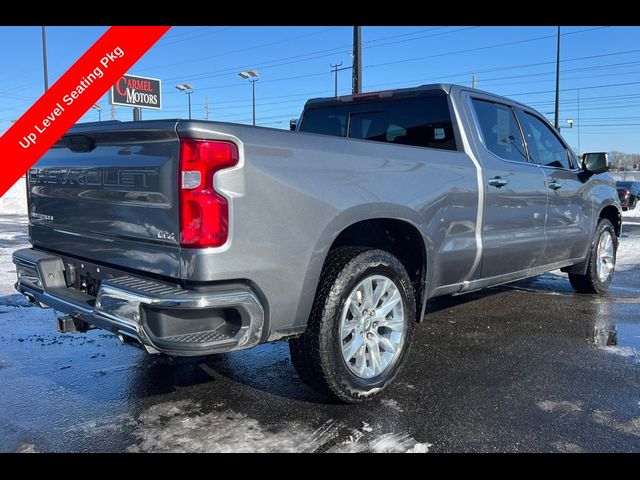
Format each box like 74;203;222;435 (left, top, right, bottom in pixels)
24;293;36;304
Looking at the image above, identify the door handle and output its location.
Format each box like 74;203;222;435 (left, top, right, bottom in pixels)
488;177;509;188
548;181;563;190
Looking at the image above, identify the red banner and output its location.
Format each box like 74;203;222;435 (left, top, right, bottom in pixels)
0;26;170;198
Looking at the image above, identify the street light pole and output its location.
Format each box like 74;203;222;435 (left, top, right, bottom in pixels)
554;26;561;130
92;104;102;122
239;70;259;126
41;26;49;92
251;79;257;126
175;83;194;119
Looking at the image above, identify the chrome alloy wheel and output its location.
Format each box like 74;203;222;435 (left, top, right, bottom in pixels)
596;230;615;283
339;274;405;379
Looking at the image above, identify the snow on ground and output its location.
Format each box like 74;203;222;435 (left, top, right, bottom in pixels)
0;216;30;297
14;443;38;453
92;399;431;453
619;209;640;272
536;400;583;414
63;398;431;453
0;177;27;215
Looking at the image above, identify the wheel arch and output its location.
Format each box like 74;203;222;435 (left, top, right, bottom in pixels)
294;205;433;328
562;202;622;275
599;204;622;237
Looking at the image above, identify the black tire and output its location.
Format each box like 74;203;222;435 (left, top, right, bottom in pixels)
289;247;416;403
569;218;618;294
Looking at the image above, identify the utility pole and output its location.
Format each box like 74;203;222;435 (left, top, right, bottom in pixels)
331;62;352;98
331;62;342;98
110;104;116;120
205;97;209;120
41;26;49;92
554;26;561;130
472;72;477;89
352;26;362;94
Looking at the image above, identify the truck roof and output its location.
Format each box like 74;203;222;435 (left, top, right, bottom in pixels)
304;83;529;111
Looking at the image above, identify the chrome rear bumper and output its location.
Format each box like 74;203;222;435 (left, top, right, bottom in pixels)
13;248;265;356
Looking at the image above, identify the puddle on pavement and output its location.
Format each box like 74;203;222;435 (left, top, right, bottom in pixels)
615;322;640;352
587;301;640;358
501;276;640;359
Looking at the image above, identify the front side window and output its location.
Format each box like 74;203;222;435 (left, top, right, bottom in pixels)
518;112;572;169
471;98;528;163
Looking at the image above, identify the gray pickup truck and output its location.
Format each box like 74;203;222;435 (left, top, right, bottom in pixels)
13;84;621;402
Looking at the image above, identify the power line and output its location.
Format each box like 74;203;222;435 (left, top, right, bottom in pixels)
153;26;451;77
506;80;640;97
481;67;640;89
364;26;610;71
153;27;235;48
160;26;480;85
573;123;640;127
160;26;214;40
157;47;640;109
144;27;346;72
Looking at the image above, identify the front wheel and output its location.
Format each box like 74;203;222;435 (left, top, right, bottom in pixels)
569;219;618;294
289;247;416;403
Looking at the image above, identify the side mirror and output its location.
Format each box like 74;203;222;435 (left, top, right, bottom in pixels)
289;119;298;131
582;152;610;174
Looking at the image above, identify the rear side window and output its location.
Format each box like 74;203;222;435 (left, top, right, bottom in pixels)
299;95;457;151
471;98;528;163
298;112;347;137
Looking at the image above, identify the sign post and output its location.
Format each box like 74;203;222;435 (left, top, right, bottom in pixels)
110;73;162;120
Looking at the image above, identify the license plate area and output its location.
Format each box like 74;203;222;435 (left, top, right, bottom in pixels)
55;255;122;299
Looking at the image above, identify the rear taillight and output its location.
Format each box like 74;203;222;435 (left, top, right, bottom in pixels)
179;139;239;248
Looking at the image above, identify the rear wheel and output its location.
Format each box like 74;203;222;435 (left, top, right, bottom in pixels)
569;219;617;294
289;247;416;403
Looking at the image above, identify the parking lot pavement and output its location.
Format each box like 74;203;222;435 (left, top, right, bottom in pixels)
0;214;638;452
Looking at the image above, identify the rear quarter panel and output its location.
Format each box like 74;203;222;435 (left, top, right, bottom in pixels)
177;121;479;335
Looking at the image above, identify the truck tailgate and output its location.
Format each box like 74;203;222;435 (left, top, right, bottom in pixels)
27;121;182;278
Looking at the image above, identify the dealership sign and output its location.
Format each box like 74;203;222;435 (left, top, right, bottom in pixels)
111;74;161;110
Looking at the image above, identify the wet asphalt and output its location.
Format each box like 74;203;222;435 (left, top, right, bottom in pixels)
0;217;639;452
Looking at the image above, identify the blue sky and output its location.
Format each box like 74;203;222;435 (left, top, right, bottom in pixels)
1;25;639;153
